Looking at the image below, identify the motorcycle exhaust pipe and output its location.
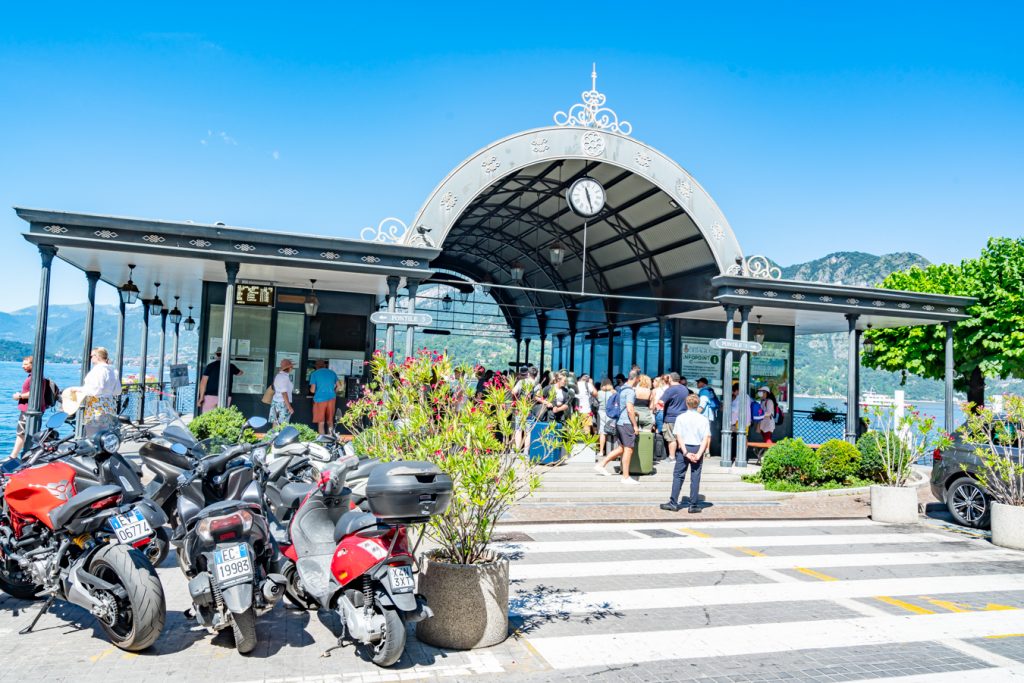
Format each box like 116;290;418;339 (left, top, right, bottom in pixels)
262;573;286;602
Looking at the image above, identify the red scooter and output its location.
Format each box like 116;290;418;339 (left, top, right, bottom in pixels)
277;457;451;667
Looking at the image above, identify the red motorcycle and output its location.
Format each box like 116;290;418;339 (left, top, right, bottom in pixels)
0;417;167;651
277;458;451;667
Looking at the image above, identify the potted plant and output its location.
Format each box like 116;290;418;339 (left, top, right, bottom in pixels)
866;404;950;523
810;400;840;423
341;350;592;649
959;396;1024;550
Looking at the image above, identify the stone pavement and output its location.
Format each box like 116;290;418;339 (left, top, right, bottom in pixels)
0;518;1022;681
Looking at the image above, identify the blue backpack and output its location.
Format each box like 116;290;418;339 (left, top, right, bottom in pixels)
605;388;624;421
750;398;765;421
699;386;721;413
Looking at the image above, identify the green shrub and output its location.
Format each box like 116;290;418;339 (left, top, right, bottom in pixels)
266;422;319;443
188;406;248;442
857;432;888;482
817;439;861;482
760;438;821;484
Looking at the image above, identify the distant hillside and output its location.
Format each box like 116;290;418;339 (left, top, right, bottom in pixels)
778;252;931;286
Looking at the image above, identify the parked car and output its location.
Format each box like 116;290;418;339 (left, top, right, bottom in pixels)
930;419;1019;529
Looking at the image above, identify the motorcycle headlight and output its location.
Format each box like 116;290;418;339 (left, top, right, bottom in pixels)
100;432;121;454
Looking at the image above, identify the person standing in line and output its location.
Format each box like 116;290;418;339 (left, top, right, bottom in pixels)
77;347;122;434
659;372;690;462
309;359;339;435
512;367;540;451
269;358;295;427
757;386;778;443
576;374;596;433
661;393;711;513
695;378;719;422
197;348;243;413
652;375;667;441
633;374;656;432
730;382;751;456
594;377;616;457
10;356;33;457
595;369;640;486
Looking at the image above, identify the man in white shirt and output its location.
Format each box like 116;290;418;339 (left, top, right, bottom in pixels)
661;393;711;513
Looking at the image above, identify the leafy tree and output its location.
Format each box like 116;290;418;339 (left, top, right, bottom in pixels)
862;238;1024;407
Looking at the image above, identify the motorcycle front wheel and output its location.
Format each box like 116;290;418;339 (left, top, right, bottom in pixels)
369;607;406;668
231;607;258;654
89;544;167;651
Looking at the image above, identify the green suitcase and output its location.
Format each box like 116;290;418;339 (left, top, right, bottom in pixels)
630;431;655;475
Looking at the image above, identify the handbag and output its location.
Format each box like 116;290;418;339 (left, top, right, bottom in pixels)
261;386;275;405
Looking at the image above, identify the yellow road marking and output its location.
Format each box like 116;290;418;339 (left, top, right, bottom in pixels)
120;652;138;660
873;596;935;615
794;567;839;582
986;633;1024;639
734;547;765;557
678;527;710;538
89;647;115;663
985;603;1018;611
513;632;553;670
924;597;973;613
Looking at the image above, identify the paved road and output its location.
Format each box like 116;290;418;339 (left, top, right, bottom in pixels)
0;518;1022;681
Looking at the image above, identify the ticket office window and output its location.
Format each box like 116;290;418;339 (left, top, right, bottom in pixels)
206;305;271;395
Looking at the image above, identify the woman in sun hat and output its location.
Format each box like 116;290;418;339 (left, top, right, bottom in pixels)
756;385;778;442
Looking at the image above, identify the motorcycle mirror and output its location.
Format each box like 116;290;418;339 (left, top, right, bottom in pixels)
118;414;133;424
171;443;188;455
44;412;68;430
246;416;269;431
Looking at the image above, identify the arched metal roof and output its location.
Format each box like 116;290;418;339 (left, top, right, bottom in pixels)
406;126;744;336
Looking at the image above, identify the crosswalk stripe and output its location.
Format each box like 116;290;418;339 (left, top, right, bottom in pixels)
856;665;1024;681
495;531;962;554
498;518;880;532
510;573;1024;615
526;610;1024;669
509;549;1024;580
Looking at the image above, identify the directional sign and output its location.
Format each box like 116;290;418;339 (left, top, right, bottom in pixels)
709;338;763;353
370;311;433;326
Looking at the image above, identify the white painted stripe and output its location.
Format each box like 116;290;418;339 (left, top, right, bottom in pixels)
940;638;1024;670
496;532;959;554
499;518;881;532
232;651;504;682
857;665;1024;682
511;573;1024;615
527;610;1024;669
509;549;1024;580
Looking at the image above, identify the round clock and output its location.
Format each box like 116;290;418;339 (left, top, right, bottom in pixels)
567;177;606;217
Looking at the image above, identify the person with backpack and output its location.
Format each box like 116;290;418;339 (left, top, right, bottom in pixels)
595;369;640;486
9;355;41;457
695;377;720;422
757;386;780;443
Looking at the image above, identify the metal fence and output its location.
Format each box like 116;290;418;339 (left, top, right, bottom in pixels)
118;383;196;422
790;409;847;445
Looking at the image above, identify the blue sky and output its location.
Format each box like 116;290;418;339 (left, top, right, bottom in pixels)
1;2;1021;311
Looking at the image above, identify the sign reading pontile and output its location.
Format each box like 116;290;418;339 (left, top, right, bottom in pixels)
370;311;433;326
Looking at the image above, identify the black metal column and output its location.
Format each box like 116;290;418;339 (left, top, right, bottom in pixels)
114;299;127;387
138;303;149;422
26;245;56;438
607;324;615;379
657;315;667;375
218;262;239;408
524;338;531;368
845;314;860;443
537;312;547;378
735;306;751;467
80;271;100;384
720;305;736;467
158;308;168;400
944;322;955;434
384;276;400;355
404;279;420;360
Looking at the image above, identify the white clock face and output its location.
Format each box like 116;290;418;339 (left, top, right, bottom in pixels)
569;178;606;217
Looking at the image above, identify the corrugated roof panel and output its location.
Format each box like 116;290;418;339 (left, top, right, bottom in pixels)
654;240;716;277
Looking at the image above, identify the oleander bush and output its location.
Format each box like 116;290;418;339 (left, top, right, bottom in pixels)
817;439;862;482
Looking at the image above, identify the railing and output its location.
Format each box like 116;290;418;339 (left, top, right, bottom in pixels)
118;382;196;422
791;409;847;445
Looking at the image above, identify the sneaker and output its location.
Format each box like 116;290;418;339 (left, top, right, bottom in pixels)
594;464;610;476
688;505;701;513
659;502;680;512
620;477;639;486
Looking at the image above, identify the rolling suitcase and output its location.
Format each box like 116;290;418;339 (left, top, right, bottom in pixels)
630;431;655;475
529;421;564;464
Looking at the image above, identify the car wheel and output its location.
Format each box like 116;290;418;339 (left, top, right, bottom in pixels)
946;477;991;529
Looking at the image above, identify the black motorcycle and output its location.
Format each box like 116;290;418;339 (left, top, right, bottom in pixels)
171;421;286;654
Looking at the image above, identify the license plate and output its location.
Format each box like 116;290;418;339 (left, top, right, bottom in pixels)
214;544;253;585
388;565;414;592
109;509;153;544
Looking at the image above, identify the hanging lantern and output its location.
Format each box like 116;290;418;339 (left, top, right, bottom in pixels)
148;282;164;316
863;324;875;355
549;243;565;267
304;279;319;316
119;264;140;305
754;315;765;345
457;289;469;305
168;296;182;325
441;293;453;312
183;306;196;332
510;263;524;282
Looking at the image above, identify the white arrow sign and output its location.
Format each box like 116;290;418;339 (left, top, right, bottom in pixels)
370;311;434;326
709;338;763;353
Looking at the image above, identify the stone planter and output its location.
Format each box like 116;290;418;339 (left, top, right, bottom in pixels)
870;485;919;523
991;503;1024;551
416;551;510;650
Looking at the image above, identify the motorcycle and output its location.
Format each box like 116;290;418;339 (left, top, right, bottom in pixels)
172;419;287;655
20;412;171;567
0;413;168;651
279;458;452;667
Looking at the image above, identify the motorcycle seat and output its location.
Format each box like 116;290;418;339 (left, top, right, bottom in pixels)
334;510;376;543
50;484;123;529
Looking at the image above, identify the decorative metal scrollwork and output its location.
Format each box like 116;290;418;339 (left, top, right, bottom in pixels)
278;247;299;256
400;259;420;267
581;131;606;157
725;255;781;280
234;243;255;252
481;156;500;174
320;251;340;261
675;178;693;207
359;217;408;244
361;255;381;264
710;222;724;241
43;225;67;234
440;192;458;213
553;64;633;135
189;239;211;248
530;137;549;154
820;296;833;303
922;304;935;312
633;151;651;169
94;230;118;239
143;234;166;244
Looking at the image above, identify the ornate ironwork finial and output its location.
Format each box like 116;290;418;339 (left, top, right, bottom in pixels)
360;217;409;244
554;64;633;135
725;255;782;280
